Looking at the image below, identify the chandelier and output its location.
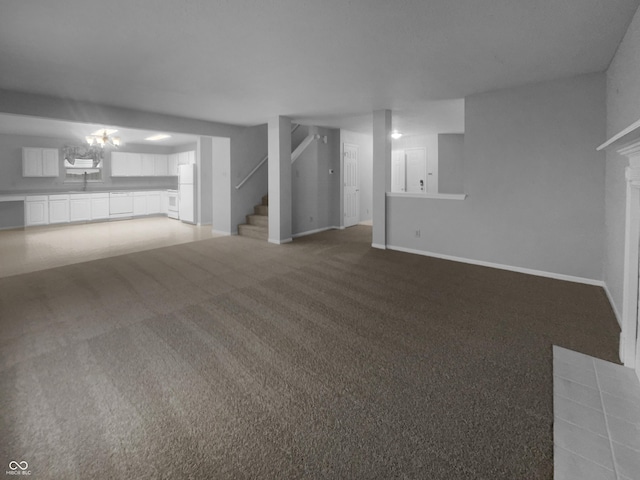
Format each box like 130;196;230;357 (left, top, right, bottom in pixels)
86;129;121;148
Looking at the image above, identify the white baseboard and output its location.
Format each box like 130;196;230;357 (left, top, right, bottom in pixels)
358;220;373;226
268;237;292;245
211;229;232;236
292;226;334;238
603;283;622;327
386;244;605;286
371;243;386;250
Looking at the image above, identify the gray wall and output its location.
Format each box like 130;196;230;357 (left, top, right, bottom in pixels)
229;124;269;234
0;133;179;193
340;130;373;223
291;126;340;235
604;5;640;320
438;134;464;194
387;72;606;281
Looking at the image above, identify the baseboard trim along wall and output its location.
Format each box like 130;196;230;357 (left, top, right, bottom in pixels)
292;226;342;239
603;283;622;327
211;229;233;236
371;243;386;250
268;237;293;245
386;244;605;287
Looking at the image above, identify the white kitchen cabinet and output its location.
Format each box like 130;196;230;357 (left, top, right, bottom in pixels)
91;193;110;220
25;196;49;226
146;192;162;214
69;194;91;222
42;149;60;176
167;154;179;176
111;152;142;177
160;191;169;214
110;152;128;176
22;148;59;177
141;154;156;176
133;192;147;216
49;195;70;224
177;150;195;166
155;155;168;176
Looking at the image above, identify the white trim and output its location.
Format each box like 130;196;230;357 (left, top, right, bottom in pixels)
358;220;373;226
292;226;334;238
211;229;232;236
0;195;26;202
371;243;386;249
603;282;622;328
597;117;640;151
268;237;292;245
386;244;604;286
386;192;467;200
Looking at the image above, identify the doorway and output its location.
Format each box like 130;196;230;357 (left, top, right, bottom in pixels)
391;147;436;193
343;143;360;227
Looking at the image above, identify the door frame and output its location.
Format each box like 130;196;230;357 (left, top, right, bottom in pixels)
342;142;360;228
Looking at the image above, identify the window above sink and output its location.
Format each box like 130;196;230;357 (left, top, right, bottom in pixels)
62;145;103;183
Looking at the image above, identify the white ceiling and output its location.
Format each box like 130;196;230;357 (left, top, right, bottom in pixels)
0;0;638;134
0;113;198;147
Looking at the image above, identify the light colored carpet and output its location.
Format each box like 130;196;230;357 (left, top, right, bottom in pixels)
0;226;620;479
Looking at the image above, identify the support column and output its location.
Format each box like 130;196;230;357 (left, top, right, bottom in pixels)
372;109;392;248
268;116;292;244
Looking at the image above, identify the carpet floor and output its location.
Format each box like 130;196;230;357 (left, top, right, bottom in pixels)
0;226;620;479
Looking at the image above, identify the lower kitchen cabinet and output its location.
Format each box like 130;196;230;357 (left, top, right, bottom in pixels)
91;193;110;220
146;192;162;214
49;195;70;224
25;196;49;226
69;195;91;222
133;192;147;216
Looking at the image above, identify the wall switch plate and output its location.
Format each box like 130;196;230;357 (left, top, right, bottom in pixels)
415;229;421;238
329;169;334;174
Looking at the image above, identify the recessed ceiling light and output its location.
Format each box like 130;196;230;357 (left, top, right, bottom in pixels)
145;134;172;141
391;130;403;140
90;128;118;136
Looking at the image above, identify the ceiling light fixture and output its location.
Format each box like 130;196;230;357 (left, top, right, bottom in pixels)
145;134;172;141
391;130;403;140
86;129;121;148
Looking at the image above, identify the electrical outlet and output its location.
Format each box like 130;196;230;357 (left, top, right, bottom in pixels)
415;229;421;238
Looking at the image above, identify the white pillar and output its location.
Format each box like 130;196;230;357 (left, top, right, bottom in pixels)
618;142;640;370
268;116;292;244
372;109;391;248
211;136;232;235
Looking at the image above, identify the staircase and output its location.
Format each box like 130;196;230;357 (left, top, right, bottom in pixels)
238;195;268;240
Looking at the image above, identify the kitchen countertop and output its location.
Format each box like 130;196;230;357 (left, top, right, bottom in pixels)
0;188;174;200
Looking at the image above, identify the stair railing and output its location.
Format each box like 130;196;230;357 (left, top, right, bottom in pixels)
235;123;301;190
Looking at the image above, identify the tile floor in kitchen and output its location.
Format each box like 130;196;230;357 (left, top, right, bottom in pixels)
0;217;221;278
553;346;640;480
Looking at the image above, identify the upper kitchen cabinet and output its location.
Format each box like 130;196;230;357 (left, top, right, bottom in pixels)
111;152;177;177
111;152;142;176
22;147;60;177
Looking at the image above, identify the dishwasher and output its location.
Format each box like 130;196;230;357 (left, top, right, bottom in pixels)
109;192;134;218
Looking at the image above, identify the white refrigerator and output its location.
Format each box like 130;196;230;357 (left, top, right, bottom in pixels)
178;164;196;224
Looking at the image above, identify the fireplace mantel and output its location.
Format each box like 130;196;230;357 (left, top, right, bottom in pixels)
599;118;640;376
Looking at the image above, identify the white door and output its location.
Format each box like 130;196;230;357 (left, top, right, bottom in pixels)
405;148;427;193
392;150;406;192
343;143;359;227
